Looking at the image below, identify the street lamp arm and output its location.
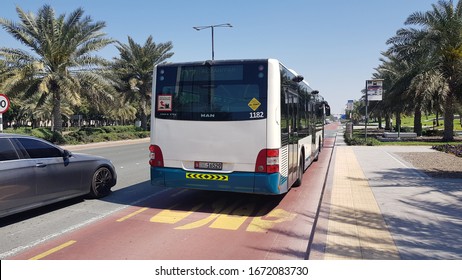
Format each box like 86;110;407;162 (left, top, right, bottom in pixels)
192;23;233;60
193;23;233;30
193;26;207;31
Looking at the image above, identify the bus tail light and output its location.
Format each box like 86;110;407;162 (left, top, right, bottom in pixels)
149;145;164;167
255;149;279;173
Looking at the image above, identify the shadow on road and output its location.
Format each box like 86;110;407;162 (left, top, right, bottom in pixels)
102;180;286;217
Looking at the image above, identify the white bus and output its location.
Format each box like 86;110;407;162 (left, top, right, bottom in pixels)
150;59;330;195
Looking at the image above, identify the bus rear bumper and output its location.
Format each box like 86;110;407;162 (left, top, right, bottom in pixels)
151;167;284;195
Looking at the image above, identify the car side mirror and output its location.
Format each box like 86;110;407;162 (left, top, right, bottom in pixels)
63;149;72;159
325;105;331;116
291;75;304;83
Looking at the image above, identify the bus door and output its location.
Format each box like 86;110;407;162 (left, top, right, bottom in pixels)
285;90;299;186
311;102;318;158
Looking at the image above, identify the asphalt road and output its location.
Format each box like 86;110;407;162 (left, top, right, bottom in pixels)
1;128;336;259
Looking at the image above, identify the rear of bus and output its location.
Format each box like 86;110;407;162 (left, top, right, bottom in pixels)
150;59;286;194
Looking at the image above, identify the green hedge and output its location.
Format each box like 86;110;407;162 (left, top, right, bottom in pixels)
4;126;149;145
64;126;149;144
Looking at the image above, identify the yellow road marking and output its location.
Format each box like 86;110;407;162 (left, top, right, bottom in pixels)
176;213;220;230
150;203;204;224
209;201;256;230
117;207;149;222
175;199;227;229
29;240;77;260
149;198;297;232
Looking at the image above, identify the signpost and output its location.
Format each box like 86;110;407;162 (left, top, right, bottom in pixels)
0;94;11;133
366;79;383;101
364;80;383;142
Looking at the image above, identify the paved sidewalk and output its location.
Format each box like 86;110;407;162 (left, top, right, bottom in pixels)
323;146;400;259
61;137;150;151
310;124;462;260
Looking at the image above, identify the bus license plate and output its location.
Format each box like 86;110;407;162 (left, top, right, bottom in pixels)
194;161;223;170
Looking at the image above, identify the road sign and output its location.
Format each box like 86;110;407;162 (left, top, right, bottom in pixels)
366;79;383;101
0;94;10;114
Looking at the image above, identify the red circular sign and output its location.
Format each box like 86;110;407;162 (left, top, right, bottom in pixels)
0;94;10;114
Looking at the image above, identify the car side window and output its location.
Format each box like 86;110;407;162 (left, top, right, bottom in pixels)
0;138;20;161
16;138;63;158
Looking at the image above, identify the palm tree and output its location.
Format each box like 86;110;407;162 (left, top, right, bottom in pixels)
113;36;174;130
0;5;115;133
107;93;138;125
386;0;462;141
408;68;448;135
350;100;365;125
375;52;416;132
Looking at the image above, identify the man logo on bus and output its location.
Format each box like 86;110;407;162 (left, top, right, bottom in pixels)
158;95;172;112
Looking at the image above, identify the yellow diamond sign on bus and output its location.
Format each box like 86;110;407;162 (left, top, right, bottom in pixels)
248;98;261;111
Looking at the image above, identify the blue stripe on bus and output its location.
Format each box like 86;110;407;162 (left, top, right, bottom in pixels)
151;167;284;195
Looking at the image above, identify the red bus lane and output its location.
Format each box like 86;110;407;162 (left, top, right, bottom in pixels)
10;125;337;260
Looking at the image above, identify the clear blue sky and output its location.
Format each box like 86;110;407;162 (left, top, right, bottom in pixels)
1;0;438;114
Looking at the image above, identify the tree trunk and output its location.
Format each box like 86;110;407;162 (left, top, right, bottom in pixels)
31;118;39;129
414;108;422;136
385;113;391;131
140;96;148;131
52;92;63;133
442;93;455;142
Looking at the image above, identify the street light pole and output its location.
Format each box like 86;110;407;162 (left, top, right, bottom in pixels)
365;80;368;143
193;23;232;60
211;25;215;60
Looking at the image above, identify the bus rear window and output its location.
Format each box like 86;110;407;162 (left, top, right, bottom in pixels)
155;62;267;121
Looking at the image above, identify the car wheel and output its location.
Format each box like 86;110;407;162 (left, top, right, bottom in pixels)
89;166;113;198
